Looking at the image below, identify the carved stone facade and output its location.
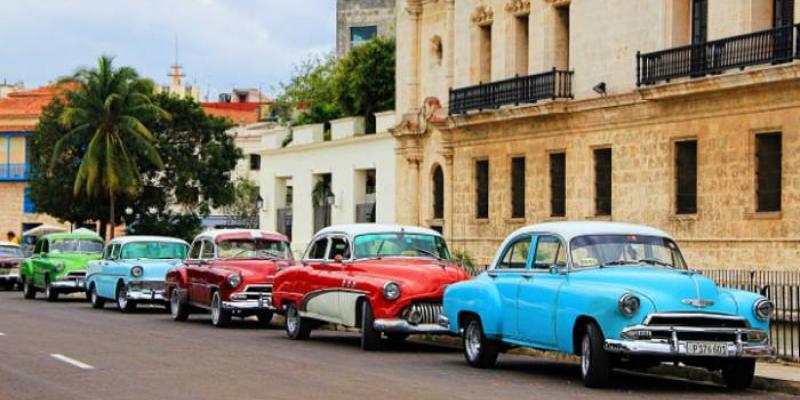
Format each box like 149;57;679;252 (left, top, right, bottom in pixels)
336;0;397;58
393;0;800;270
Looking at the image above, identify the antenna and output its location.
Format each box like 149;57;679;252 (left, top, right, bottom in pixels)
168;34;185;86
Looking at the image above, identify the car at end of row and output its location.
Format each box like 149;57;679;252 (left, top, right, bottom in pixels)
86;236;190;312
440;221;775;389
272;224;470;350
20;232;104;301
165;229;294;327
0;241;24;291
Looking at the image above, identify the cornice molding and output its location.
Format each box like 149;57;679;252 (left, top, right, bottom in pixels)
505;0;531;16
471;5;494;26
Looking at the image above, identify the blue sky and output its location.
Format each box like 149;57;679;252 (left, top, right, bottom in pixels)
0;0;336;99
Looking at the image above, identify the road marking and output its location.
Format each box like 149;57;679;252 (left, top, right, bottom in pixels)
50;354;95;370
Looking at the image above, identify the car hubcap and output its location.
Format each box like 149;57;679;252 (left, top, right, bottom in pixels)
465;321;482;361
287;308;298;334
118;287;127;309
211;294;220;324
581;335;591;377
91;289;97;304
171;292;180;317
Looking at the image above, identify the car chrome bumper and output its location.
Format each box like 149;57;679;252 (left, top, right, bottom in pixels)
374;318;453;334
50;278;85;291
0;273;19;282
604;338;774;358
126;290;165;302
222;296;275;311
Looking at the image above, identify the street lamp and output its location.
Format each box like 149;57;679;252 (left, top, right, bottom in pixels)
326;192;336;207
256;195;264;211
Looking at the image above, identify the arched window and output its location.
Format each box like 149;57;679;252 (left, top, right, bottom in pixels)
432;165;444;219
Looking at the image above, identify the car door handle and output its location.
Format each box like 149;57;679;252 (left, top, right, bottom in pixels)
522;273;533;279
487;271;498;278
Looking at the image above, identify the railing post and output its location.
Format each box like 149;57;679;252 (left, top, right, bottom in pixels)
551;67;557;100
636;50;641;87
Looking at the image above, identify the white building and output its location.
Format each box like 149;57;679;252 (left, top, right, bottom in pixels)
256;112;397;254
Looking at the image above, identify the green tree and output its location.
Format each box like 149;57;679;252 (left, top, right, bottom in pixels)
221;177;261;229
52;56;169;238
273;53;342;127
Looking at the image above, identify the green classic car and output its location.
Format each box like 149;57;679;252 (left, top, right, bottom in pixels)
20;232;104;301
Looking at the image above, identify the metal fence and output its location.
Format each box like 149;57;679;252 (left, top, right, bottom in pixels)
702;269;800;362
449;69;573;115
637;24;800;86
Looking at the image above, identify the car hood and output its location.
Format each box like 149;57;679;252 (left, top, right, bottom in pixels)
347;258;469;296
216;259;294;283
0;256;23;268
570;266;740;315
48;253;102;271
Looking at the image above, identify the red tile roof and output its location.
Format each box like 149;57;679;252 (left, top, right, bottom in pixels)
201;102;261;125
0;83;75;120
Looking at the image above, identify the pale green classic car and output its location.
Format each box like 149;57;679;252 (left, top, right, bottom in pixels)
20;232;104;301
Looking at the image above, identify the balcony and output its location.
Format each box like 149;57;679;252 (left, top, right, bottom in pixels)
449;69;574;115
637;24;800;86
0;163;30;181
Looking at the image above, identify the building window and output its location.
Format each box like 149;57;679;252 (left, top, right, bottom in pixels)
514;15;529;75
432;165;444;219
479;24;492;82
756;133;782;212
675;140;697;214
476;159;489;219
511;157;525;218
594;148;612;216
550;153;566;217
23;186;36;214
554;4;570;69
774;0;794;27
691;0;708;44
249;154;261;171
350;26;378;47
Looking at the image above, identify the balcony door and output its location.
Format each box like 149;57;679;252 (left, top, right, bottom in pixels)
690;0;708;76
773;0;794;61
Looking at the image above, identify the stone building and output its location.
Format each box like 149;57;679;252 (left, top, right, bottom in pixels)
392;0;800;269
337;0;397;57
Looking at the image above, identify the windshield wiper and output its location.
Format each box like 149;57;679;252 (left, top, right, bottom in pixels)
375;240;385;260
412;247;442;260
598;260;636;268
637;258;673;267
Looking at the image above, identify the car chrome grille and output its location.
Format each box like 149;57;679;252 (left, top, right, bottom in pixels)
67;271;86;278
129;281;165;291
406;302;443;325
645;313;748;328
245;285;272;293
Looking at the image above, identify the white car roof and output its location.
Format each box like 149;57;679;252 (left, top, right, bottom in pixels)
315;224;443;239
196;229;285;241
506;221;673;243
108;236;189;246
0;241;20;248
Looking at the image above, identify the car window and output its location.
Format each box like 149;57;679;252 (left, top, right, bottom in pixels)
307;238;329;260
329;237;350;260
188;241;202;259
201;240;215;259
533;235;566;270
112;244;122;260
497;236;531;269
103;244;114;260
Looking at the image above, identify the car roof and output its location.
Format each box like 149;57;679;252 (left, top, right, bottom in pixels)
107;236;189;246
315;224;443;238
507;221;673;243
0;241;20;248
195;229;288;242
43;232;103;241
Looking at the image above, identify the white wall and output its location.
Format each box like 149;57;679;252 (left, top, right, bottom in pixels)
257;131;396;255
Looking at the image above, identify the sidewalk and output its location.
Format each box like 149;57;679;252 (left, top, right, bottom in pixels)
754;362;800;393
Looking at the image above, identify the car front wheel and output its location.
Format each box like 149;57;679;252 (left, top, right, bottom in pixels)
116;283;136;313
285;303;311;340
210;291;231;327
581;322;612;388
44;278;58;302
360;301;381;351
22;277;36;299
722;359;755;390
89;285;105;309
462;315;499;368
170;288;189;321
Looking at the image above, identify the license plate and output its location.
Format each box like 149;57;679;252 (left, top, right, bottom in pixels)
686;341;729;356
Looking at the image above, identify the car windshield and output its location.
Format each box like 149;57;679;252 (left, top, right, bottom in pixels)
50;238;104;254
120;241;188;260
0;245;22;257
570;234;686;269
218;239;292;260
353;233;450;260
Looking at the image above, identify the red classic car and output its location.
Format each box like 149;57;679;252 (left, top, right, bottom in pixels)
0;241;24;290
164;229;294;327
272;224;470;350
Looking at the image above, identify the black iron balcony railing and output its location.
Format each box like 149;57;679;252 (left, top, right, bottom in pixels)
0;163;30;181
449;69;573;115
638;24;800;86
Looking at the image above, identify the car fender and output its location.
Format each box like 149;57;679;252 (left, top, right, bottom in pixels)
443;273;503;337
720;288;769;331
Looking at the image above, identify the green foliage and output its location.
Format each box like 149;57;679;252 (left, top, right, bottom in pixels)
274;37;395;130
451;250;480;276
221;177;261;229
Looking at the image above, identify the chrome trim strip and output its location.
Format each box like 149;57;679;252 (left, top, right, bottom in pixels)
605;338;774;358
373;318;452;334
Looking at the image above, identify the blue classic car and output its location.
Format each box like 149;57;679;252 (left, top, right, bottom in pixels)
86;236;189;312
440;222;774;389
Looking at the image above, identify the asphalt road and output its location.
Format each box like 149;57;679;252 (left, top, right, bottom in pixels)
0;291;792;400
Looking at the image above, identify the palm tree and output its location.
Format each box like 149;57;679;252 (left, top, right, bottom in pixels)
52;56;169;238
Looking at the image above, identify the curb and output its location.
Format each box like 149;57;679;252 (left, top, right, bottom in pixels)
411;334;800;396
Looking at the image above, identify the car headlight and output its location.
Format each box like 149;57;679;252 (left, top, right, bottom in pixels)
383;281;401;301
54;263;65;272
131;266;144;278
227;273;242;289
618;293;640;317
753;299;774;321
